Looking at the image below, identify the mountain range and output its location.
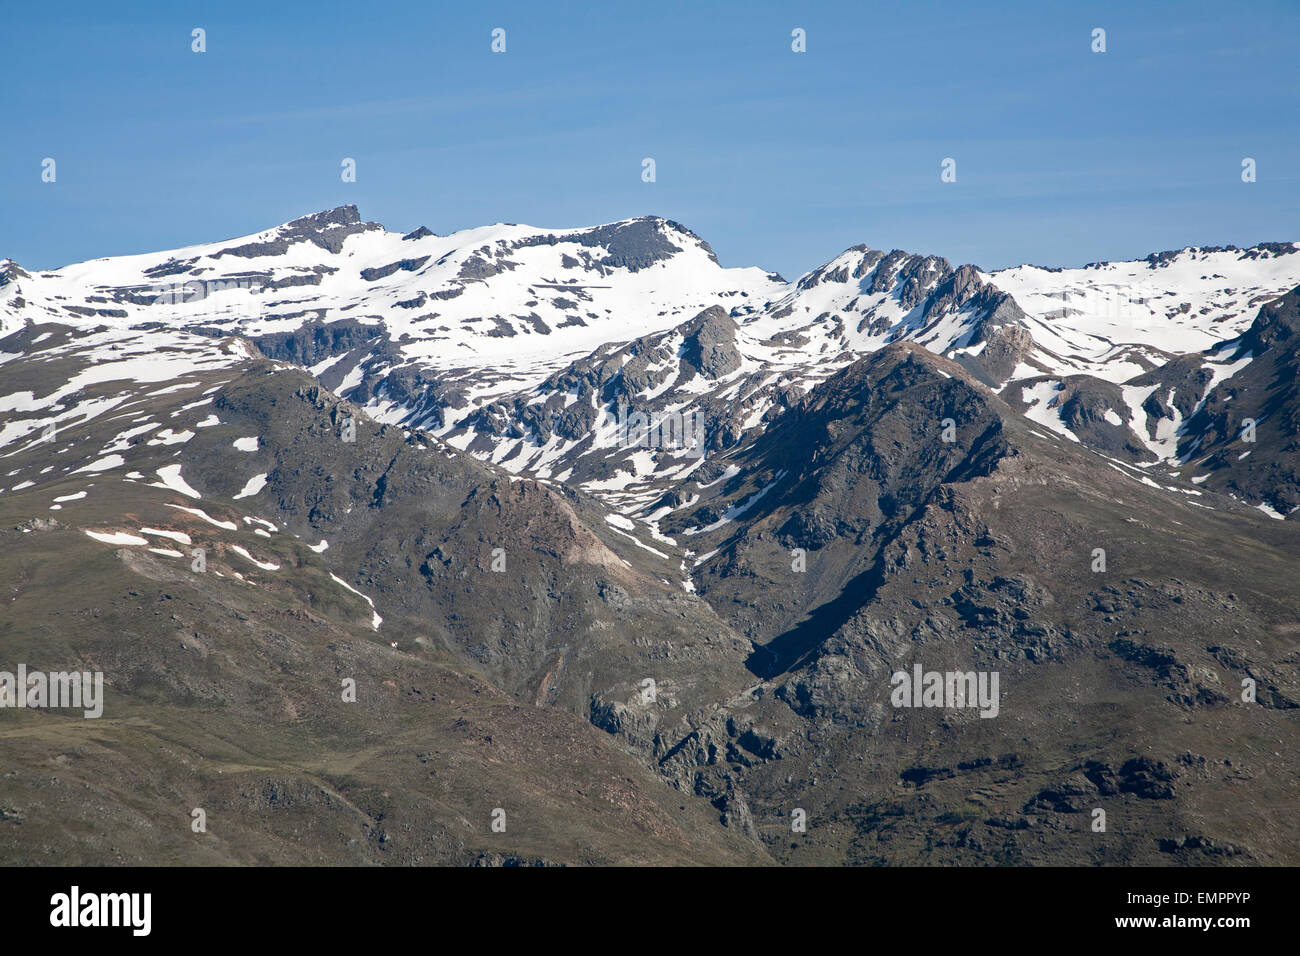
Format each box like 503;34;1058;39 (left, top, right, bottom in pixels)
1;206;1297;865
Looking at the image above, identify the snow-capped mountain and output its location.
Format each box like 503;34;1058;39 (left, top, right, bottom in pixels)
4;207;1299;521
987;243;1300;375
0;206;783;415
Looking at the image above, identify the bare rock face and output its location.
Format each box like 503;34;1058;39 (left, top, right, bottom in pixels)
681;307;742;379
252;318;387;366
955;322;1034;387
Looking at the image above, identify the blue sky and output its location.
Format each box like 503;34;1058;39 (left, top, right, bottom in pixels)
3;0;1298;278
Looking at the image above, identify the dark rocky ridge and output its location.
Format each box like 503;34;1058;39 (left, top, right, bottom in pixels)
648;342;1300;863
1178;286;1300;514
0;335;767;865
508;217;705;272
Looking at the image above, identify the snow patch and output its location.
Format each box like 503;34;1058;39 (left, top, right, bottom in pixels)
163;503;238;530
85;530;148;546
152;464;202;499
329;573;383;630
73;454;126;474
230;545;280;570
232;473;268;500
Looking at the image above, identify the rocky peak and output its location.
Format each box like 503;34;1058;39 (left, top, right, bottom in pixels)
211;205;381;259
0;258;30;286
284;204;364;230
278;205;382;252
